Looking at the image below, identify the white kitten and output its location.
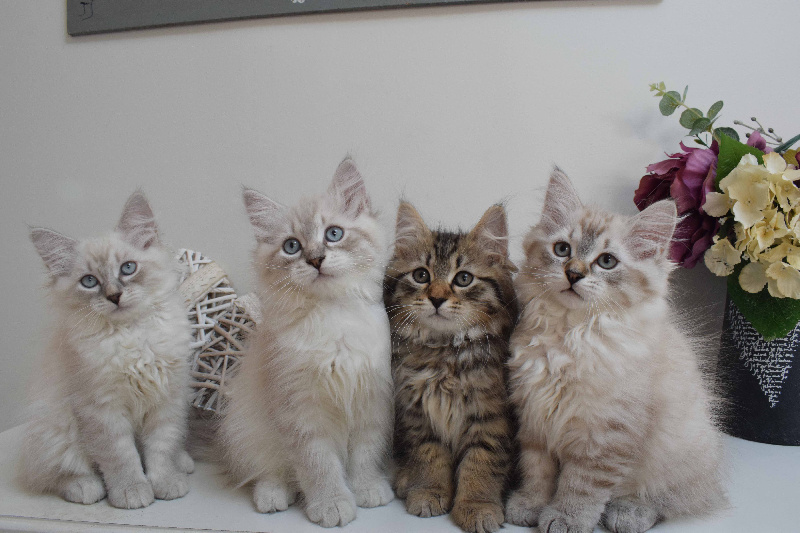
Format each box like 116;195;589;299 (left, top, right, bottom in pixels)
221;158;394;527
505;169;726;533
20;192;194;509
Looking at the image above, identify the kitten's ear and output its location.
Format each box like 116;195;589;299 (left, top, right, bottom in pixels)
30;227;78;277
394;201;430;257
628;200;677;260
540;166;582;230
468;204;510;264
328;157;371;218
242;187;286;242
116;191;159;249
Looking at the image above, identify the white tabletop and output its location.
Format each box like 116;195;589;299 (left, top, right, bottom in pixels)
0;424;798;532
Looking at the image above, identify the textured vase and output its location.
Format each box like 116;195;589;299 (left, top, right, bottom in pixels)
719;296;800;446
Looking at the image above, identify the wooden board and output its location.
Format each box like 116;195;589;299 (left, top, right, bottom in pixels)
67;0;538;36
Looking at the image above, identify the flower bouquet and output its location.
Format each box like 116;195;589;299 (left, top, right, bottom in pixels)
635;83;800;445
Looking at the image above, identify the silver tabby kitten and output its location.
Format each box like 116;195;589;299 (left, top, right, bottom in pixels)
21;192;194;509
506;169;726;533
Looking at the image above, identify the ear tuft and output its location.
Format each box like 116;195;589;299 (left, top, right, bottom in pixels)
628;200;678;260
469;204;509;264
540;166;583;231
328;157;371;218
242;186;285;242
116;191;158;249
394;201;431;257
30;227;78;277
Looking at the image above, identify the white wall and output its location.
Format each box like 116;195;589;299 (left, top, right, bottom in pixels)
0;0;796;432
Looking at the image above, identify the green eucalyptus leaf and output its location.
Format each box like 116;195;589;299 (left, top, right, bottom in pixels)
682;85;688;103
679;108;704;129
727;263;800;341
659;91;682;116
688;117;712;136
659;81;666;91
714;127;740;143
708;100;724;120
774;133;800;153
716;133;764;185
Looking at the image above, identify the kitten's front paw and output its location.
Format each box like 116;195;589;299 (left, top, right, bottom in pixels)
150;472;189;500
602;499;660;533
305;495;357;528
354;478;394;508
393;469;411;499
538;506;594;533
107;480;155;509
175;450;195;474
405;488;452;518
451;500;504;533
254;479;296;513
505;490;543;526
60;475;106;505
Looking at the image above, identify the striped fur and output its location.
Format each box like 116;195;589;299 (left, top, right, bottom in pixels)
386;202;517;533
506;169;726;533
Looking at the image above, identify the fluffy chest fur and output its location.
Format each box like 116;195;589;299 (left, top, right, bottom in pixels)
509;302;655;453
65;300;190;419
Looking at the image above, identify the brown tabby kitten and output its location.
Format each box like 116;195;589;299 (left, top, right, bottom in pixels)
385;202;518;533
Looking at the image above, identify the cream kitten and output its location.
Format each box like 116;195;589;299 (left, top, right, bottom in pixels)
21;192;194;509
505;169;726;533
221;158;394;528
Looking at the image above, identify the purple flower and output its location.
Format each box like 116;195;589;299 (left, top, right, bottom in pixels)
634;142;719;267
744;130;774;153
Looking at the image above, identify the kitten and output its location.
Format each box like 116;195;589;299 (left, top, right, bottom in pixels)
221;158;394;528
386;202;518;533
505;168;726;533
21;192;194;509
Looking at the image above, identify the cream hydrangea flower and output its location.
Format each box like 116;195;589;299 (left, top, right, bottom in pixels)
702;191;733;217
704;237;742;276
766;261;800;299
739;261;769;293
718;154;772;228
751;208;789;252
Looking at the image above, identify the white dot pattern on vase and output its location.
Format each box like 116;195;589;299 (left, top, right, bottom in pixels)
728;300;796;408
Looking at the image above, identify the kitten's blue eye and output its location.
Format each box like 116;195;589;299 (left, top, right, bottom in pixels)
325;226;344;242
597;253;618;270
80;275;98;288
412;268;430;284
554;242;571;257
283;238;301;255
120;261;137;276
453;271;474;287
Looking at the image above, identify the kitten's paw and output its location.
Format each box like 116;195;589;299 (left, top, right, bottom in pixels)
107;480;155;509
175;450;195;474
305;495;357;528
354;478;394;508
393;469;411;499
60;475;106;505
254;479;296;513
538;506;594;533
602;499;660;533
405;488;452;518
451;500;504;533
150;472;190;500
505;490;543;526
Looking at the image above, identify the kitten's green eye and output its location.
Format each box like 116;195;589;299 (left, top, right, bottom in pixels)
120;261;137;276
80;275;98;289
453;271;474;287
412;268;430;284
325;226;344;242
283;238;301;255
554;241;571;257
597;253;618;270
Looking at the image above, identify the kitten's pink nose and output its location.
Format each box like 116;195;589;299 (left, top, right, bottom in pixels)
307;256;325;270
566;270;584;286
106;292;121;305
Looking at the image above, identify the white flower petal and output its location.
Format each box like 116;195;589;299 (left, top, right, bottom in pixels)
702;192;732;217
766;261;800;299
738;153;759;167
739;261;768;293
763;152;787;174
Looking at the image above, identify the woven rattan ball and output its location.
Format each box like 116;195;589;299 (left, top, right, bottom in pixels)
177;249;260;413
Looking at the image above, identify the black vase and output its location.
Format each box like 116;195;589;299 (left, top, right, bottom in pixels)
719;296;800;446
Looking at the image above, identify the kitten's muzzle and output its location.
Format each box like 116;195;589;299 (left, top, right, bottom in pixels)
306;256;325;270
429;296;446;309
